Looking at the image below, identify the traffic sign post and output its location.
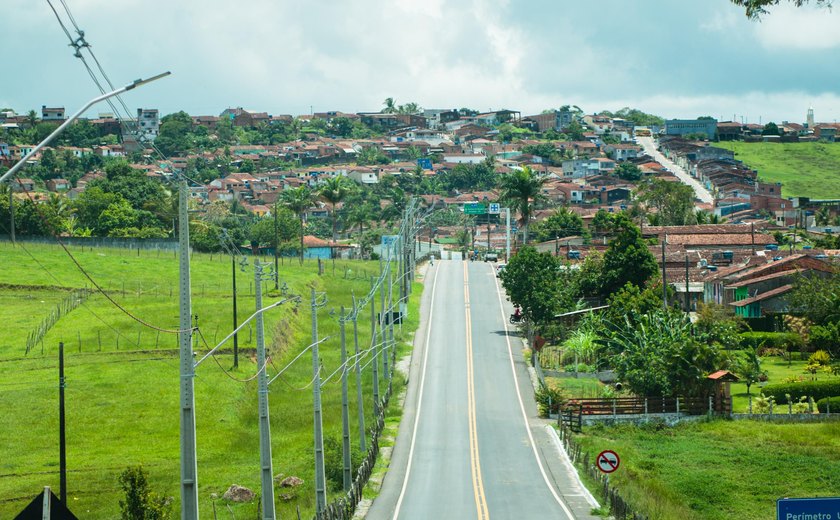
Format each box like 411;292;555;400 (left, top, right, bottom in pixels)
596;450;620;474
464;203;486;215
777;497;840;519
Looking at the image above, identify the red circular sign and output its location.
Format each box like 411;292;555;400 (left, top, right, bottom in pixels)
596;450;620;474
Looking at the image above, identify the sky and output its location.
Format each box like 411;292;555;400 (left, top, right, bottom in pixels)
3;0;840;125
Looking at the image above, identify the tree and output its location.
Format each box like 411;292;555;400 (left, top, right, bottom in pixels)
318;176;354;243
499;166;546;244
566;119;585;141
733;347;767;395
155;111;193;156
731;0;831;19
530;208;586;243
597;309;725;397
788;269;840;325
382;97;397;114
499;246;562;326
599;215;658;296
638;178;696;226
762;122;781;136
118;466;172;520
280;186;315;264
615;162;642;181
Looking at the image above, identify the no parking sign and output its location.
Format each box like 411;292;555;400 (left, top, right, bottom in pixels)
596;450;620;474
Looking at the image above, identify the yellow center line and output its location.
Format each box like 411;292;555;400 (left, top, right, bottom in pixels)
464;261;490;519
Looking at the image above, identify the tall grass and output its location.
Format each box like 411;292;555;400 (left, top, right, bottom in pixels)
0;240;419;519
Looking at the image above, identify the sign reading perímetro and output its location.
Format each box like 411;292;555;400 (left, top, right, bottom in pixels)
464;203;486;215
777;497;840;519
596;450;620;473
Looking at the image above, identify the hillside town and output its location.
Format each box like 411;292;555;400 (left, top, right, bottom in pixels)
1;103;839;319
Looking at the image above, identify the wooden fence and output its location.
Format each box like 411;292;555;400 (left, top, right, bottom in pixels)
569;396;710;416
558;424;648;520
313;383;393;520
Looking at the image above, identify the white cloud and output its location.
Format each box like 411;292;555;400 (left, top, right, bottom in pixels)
700;10;739;32
753;4;840;49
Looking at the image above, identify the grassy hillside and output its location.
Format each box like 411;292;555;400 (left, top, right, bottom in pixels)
719;142;840;199
575;420;840;520
0;241;420;518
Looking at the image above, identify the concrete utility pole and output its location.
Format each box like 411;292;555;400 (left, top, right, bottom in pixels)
58;342;66;504
311;287;327;512
339;306;352;491
661;233;668;310
178;178;199;520
273;201;279;290
351;295;366;452
381;257;390;382
387;257;395;385
231;256;239;369
254;260;276;520
505;207;511;262
370;277;380;417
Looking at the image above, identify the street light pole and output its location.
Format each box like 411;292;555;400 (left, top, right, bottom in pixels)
0;72;170;185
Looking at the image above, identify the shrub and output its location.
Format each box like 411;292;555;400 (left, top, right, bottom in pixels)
535;382;565;417
756;346;786;357
564;363;596;373
808;350;832;367
816;396;840;413
739;332;803;351
763;380;840;404
753;393;774;413
118;466;172;520
323;436;364;491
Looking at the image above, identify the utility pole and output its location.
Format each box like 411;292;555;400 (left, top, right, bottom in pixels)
387;257;394;384
381;258;389;382
339;306;352;491
58;342;66;504
311;287;327;512
231;255;239;369
352;295;366;452
505;208;511;262
273;202;279;290
8;190;15;245
661;233;668;310
178;178;199;520
685;254;690;313
370;278;380;417
254;260;276;520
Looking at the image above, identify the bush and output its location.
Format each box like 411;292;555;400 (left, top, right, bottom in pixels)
809;350;831;366
564;363;596;373
816;396;840;413
535;382;565;417
323;436;364;491
739;332;803;351
763;380;840;404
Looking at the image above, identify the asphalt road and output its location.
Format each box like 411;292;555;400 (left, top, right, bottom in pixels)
637;135;715;206
366;260;594;520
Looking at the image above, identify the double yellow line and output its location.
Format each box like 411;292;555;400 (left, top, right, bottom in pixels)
464;262;490;519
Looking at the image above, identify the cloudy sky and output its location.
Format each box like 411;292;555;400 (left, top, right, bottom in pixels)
3;0;840;124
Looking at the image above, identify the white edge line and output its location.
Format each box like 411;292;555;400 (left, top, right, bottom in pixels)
392;261;440;518
545;425;600;509
493;272;577;519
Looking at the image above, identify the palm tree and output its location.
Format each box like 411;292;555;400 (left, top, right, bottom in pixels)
317;176;353;243
815;207;831;227
382;97;397;114
280;186;315;264
499;166;546;244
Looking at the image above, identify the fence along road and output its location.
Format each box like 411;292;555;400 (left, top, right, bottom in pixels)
367;260;588;519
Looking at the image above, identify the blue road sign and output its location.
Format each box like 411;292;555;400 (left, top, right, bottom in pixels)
777;497;840;520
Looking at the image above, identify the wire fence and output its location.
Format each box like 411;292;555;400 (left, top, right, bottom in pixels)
558;423;648;520
314;383;393;520
25;288;91;355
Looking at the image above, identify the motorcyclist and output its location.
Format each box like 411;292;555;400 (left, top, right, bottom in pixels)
513;305;521;321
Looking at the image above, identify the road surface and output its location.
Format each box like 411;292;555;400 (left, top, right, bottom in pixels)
637;135;715;206
366;260;597;520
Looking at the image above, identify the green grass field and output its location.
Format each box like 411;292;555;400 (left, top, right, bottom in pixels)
0;241;421;518
730;354;840;412
573;420;840;520
718;142;840;199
